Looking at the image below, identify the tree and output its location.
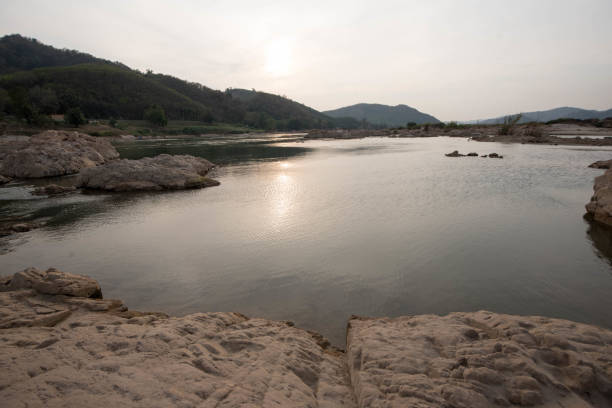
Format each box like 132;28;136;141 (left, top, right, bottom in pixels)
499;114;522;135
65;107;86;127
144;104;167;127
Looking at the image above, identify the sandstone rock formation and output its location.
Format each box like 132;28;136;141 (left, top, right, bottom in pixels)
2;268;612;407
589;160;612;169
0;268;355;407
586;167;612;227
0;131;119;178
78;154;220;191
347;312;612;407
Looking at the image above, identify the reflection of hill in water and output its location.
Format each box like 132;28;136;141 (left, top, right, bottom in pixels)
586;219;612;267
116;137;312;165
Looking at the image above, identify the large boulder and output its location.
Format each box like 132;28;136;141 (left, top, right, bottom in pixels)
2;267;102;298
347;311;612;407
78;154;220;191
0;131;119;178
586;168;612;226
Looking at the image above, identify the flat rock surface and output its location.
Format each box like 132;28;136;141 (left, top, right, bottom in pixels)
347;312;612;407
0;131;119;178
586;167;612;227
78;154;220;191
0;269;355;407
2;268;612;407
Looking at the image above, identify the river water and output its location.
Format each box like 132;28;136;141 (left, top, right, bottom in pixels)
1;135;612;346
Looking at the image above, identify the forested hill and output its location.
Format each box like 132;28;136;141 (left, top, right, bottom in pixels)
0;34;349;130
0;34;122;75
324;103;441;127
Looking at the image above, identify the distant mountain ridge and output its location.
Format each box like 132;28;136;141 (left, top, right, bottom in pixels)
469;107;612;125
323;103;441;126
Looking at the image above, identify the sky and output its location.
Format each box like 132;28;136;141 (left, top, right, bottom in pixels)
2;0;611;121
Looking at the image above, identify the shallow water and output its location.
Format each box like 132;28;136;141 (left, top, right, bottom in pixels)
2;135;612;346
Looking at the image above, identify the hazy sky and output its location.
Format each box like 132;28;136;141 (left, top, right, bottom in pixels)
2;0;611;120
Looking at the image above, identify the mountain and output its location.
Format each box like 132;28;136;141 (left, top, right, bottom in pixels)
471;107;612;125
323;103;441;127
0;34;333;130
0;34;123;75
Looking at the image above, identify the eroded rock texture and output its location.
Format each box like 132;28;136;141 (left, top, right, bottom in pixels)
347;312;612;407
78;154;220;191
0;268;355;407
586;167;612;227
3;268;612;407
0;131;119;178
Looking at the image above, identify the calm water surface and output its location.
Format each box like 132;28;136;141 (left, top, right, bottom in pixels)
2;135;612;346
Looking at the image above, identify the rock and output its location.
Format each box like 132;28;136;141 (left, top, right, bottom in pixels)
3;267;102;298
589;159;612;169
78;154;220;192
0;269;355;407
445;150;465;157
31;184;77;196
467;152;479;157
347;311;612;407
489;153;503;158
0;220;45;236
586;167;612;226
3;269;612;407
0;130;119;178
0;175;10;185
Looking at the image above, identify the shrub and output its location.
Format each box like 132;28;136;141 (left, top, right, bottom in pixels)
143;104;167;127
499;114;522;135
64;107;86;127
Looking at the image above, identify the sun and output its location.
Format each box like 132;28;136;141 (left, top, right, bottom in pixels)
264;40;292;77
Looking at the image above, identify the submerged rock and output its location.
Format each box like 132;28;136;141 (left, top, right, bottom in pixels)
0;175;10;185
466;152;479;157
589;159;612;169
31;184;77;196
0;220;46;237
489;152;503;158
0;130;119;178
78;154;220;191
445;150;465;157
586;167;612;226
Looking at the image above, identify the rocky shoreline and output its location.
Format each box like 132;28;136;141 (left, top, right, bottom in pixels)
586;160;612;227
1;268;611;407
306;123;612;146
0;131;220;240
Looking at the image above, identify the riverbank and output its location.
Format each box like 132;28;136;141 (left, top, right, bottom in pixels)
306;123;612;146
1;268;611;407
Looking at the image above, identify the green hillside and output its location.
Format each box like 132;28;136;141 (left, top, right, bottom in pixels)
0;34;345;131
0;34;121;75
